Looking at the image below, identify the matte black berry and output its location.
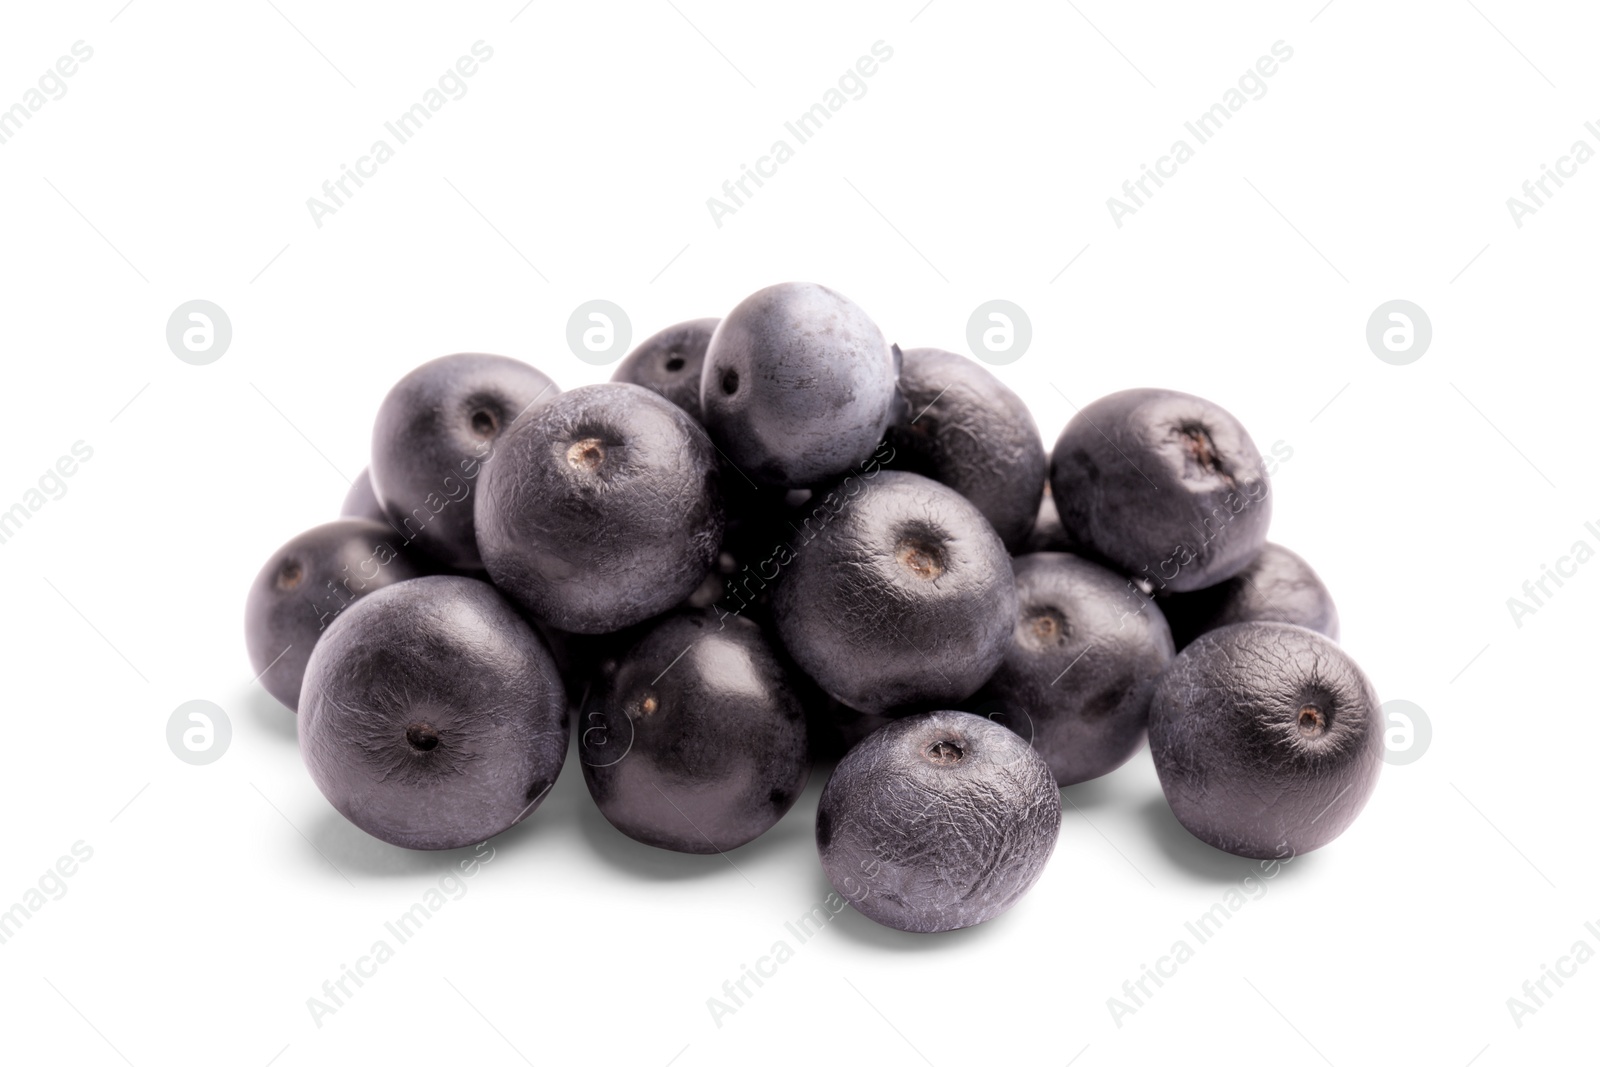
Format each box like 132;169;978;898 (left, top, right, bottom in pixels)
700;282;898;487
298;576;569;850
973;552;1174;786
884;347;1046;551
579;611;810;853
1050;388;1271;592
475;382;723;634
245;519;423;711
1159;542;1339;651
771;471;1016;715
370;353;558;570
611;317;718;422
817;710;1060;932
1148;622;1382;859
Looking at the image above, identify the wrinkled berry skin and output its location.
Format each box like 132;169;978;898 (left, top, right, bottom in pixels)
772;471;1017;715
817;710;1060;933
885;348;1046;552
700;282;898;487
1159;542;1339;651
1148;622;1382;859
340;468;389;526
475;383;723;634
370;353;559;571
299;576;569;850
611;317;718;422
579;611;810;853
1050;388;1271;592
245;519;423;712
973;553;1174;786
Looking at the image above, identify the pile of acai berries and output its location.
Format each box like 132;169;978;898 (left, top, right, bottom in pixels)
245;281;1381;934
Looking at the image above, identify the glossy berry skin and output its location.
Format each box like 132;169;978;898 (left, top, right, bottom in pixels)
771;471;1017;715
299;576;569;850
370;353;559;571
973;553;1174;786
1050;388;1271;592
579;611;810;853
340;467;389;526
475;383;723;634
1148;622;1382;859
1159;542;1339;651
885;348;1046;552
700;282;899;487
245;520;423;712
817;710;1060;933
611;317;718;422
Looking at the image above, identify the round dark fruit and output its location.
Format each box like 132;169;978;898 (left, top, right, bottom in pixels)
885;347;1046;551
245;519;422;711
1159;542;1339;651
611;317;718;422
298;576;569;850
1148;621;1382;859
816;710;1060;933
579;611;810;853
771;471;1016;715
475;382;723;634
973;552;1174;786
1050;388;1271;592
700;282;898;487
370;353;559;570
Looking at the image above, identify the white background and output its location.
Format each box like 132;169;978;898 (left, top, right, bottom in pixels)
0;1;1594;1064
